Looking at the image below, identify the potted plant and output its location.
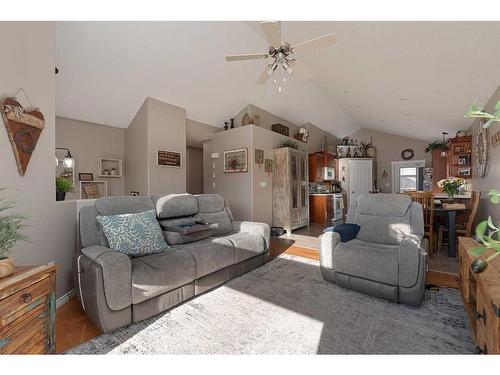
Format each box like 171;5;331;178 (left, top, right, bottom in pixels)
56;177;73;201
282;140;299;149
0;188;29;278
469;190;500;273
437;177;465;202
425;140;447;153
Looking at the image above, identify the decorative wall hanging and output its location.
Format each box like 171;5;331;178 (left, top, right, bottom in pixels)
157;149;182;168
242;113;251;126
224;148;248;173
271;123;289;136
79;173;94;181
255;149;264;164
1;93;45;176
492;130;500;148
401;148;415;160
475;118;489;178
265;159;273;174
252;115;260;127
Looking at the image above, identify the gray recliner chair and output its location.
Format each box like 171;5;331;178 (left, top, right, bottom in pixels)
319;194;427;306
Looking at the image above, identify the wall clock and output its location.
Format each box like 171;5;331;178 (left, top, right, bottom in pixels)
475;118;489;178
401;148;415;160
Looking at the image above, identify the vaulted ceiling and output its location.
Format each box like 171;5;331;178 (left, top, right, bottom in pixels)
56;21;500;141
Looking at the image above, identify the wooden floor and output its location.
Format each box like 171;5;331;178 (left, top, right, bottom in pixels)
55;237;455;353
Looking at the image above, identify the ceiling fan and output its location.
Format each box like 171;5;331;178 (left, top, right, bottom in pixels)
225;21;336;87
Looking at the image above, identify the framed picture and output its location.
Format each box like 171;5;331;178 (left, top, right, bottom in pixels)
224;148;248;173
129;191;139;196
157;149;182;168
79;172;94;181
265;159;273;173
255;149;264;164
458;167;471;176
454;145;464;153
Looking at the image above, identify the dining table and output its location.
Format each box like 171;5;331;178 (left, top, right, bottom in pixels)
434;206;468;258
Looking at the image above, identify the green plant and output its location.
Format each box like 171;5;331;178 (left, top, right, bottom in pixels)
464;100;500;128
469;190;500;272
437;177;464;197
425;140;447;153
0;188;29;259
56;177;73;193
282;140;299;149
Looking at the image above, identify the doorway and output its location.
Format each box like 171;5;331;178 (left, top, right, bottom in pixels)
186;147;203;194
391;160;425;193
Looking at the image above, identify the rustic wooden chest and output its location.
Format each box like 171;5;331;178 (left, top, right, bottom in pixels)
0;265;56;354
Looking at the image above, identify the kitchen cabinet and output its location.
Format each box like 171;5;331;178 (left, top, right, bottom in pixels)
308;152;337;182
309;195;334;223
431;136;472;192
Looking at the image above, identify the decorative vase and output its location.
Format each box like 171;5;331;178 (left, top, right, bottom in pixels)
230;119;234;129
110;168;117;176
56;191;66;201
446;193;455;204
224;121;229;130
0;257;15;279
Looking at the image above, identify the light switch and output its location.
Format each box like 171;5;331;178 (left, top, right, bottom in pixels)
211;152;219;159
260;181;267;188
212;172;216;178
212;182;216;188
212;162;216;168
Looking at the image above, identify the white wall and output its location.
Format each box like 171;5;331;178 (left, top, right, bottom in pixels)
0;22;76;298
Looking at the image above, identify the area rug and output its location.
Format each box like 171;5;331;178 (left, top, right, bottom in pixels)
67;254;475;354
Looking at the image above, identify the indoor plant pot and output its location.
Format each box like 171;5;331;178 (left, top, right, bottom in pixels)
0;256;15;278
56;176;73;201
56;191;66;201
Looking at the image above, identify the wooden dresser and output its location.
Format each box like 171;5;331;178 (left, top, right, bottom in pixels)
458;237;500;354
0;265;56;354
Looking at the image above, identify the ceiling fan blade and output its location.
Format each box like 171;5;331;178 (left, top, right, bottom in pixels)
289;59;315;79
257;68;271;84
292;34;336;53
260;21;281;47
225;53;268;62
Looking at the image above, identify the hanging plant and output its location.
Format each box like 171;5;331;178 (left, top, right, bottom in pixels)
464;100;500;128
469;190;500;272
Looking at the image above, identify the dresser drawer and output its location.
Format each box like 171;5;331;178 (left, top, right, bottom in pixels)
0;314;47;354
0;277;51;326
475;287;498;354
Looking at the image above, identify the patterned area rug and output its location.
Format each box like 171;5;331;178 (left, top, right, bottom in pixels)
67;254;475;354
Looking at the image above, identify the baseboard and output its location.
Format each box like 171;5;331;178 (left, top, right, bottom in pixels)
56;289;75;309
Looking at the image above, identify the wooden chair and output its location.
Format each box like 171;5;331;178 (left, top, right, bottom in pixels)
438;191;481;252
406;191;435;257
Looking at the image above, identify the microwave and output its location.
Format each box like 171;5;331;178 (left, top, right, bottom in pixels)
323;167;335;181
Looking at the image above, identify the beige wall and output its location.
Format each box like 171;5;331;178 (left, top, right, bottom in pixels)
56;117;125;199
203;126;253;220
126;97;187;196
348;128;431;193
469;86;500;224
186;118;221;148
125;100;149;195
186;147;203;194
0;22;76;299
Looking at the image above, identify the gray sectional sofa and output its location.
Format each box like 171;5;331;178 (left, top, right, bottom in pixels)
75;193;270;332
319;194;427;306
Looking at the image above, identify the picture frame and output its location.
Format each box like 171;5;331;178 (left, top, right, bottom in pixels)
265;159;273;173
224;148;248;173
157;149;182;168
255;149;264;164
129;191;139;196
458;167;471;176
454;145;464;153
79;172;94;181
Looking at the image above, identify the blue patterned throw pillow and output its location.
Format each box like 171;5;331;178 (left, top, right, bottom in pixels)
97;210;168;257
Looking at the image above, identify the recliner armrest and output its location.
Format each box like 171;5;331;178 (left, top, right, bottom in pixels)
80;246;132;310
232;221;270;250
398;234;426;288
319;231;341;269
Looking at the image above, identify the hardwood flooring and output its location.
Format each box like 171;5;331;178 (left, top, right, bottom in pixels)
54;235;455;353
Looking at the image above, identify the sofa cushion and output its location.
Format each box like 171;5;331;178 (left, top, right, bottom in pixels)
333;239;399;285
155;193;198;219
357;194;412;217
195;194;233;236
96;196;155;216
324;224;360;242
97;210;168;258
174;237;235;278
159;216;213;245
195;194;225;213
131;248;196;304
219;232;266;263
354;213;411;245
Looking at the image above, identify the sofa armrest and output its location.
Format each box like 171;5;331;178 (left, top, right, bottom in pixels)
398;234;426;288
232;221;270;250
80;246;132;310
319;231;341;269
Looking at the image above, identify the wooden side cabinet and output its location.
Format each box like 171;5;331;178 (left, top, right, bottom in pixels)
0;265;56;354
458;237;500;354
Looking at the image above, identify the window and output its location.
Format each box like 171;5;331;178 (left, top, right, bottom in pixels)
399;167;417;192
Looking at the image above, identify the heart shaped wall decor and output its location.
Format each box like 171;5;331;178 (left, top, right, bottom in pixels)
1;97;44;176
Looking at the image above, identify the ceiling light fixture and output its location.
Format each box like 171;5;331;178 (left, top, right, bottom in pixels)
440;132;449;158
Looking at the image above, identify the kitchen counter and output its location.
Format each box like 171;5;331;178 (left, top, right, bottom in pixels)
433;193;471;199
309;193;342;196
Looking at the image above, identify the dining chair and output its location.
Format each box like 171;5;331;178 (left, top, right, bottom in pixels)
406;191;435;257
437;191;481;252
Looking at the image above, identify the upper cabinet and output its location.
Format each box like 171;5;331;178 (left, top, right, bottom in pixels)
447;136;472;180
308;152;337;182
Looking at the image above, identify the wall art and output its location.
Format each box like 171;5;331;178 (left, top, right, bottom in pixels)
157;149;182;168
224;148;248;173
265;159;273;173
1;96;44;176
255;149;264;164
